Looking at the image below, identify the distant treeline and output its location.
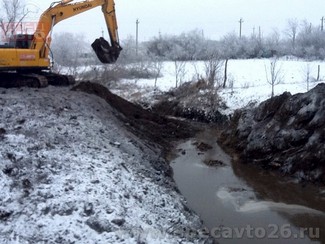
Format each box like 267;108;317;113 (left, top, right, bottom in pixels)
142;20;325;61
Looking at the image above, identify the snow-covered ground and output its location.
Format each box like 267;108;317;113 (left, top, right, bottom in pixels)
0;87;206;243
115;58;325;114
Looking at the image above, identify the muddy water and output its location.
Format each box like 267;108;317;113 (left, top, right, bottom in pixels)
170;129;325;244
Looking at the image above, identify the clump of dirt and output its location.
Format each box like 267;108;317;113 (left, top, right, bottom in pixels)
220;83;325;184
203;159;226;167
72;82;199;154
193;142;213;152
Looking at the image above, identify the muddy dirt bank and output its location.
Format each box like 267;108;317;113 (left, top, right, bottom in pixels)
220;84;325;184
73;82;200;155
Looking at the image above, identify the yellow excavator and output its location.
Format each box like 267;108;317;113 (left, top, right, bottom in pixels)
0;0;122;87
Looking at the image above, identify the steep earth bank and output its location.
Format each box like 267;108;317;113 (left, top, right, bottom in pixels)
220;83;325;184
73;82;200;155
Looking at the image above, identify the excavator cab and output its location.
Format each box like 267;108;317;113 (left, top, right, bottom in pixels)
0;34;33;49
91;37;122;64
8;34;34;49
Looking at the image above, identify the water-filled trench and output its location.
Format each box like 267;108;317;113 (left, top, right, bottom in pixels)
170;129;325;243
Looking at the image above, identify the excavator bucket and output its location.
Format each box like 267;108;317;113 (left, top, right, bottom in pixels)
91;37;122;64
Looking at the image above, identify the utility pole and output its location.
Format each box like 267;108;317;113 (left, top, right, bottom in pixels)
136;19;139;56
321;16;324;31
239;18;244;38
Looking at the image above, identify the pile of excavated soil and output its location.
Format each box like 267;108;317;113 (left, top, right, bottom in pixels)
220;83;325;184
0;86;212;243
72;82;199;154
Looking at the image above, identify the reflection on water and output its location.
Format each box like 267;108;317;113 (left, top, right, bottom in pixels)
170;129;325;244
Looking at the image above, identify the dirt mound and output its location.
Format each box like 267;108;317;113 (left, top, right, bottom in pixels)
0;86;210;243
220;83;325;184
72;82;199;154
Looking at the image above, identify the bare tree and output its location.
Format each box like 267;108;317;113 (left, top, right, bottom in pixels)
150;56;164;89
190;61;202;81
265;57;283;97
0;0;29;39
301;62;315;91
174;60;186;88
301;61;320;91
204;52;224;88
285;18;299;52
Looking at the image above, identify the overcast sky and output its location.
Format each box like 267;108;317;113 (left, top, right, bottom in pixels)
25;0;325;43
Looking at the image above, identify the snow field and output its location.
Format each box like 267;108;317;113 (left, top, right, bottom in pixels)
120;58;325;114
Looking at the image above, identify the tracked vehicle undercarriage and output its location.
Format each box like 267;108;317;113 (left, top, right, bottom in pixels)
0;72;75;88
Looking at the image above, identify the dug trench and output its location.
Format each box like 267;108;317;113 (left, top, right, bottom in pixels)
73;81;325;243
147;80;325;186
73;80;325;194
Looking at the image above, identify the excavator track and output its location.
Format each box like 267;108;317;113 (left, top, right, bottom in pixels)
0;72;75;88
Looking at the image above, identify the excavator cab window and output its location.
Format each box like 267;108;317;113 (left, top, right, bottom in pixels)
8;34;34;49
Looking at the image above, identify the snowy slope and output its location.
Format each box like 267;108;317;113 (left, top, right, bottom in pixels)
0;87;207;243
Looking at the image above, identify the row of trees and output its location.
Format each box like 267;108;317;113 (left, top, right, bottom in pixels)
146;21;325;60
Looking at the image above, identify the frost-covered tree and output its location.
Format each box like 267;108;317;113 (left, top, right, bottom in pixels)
146;29;211;61
173;60;186;88
264;29;282;56
203;50;224;87
295;21;325;59
117;35;149;64
285;18;299;53
51;32;90;75
149;55;164;89
177;29;206;60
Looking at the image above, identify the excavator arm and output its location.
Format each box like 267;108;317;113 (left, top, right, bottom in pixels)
91;0;122;63
33;0;122;64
